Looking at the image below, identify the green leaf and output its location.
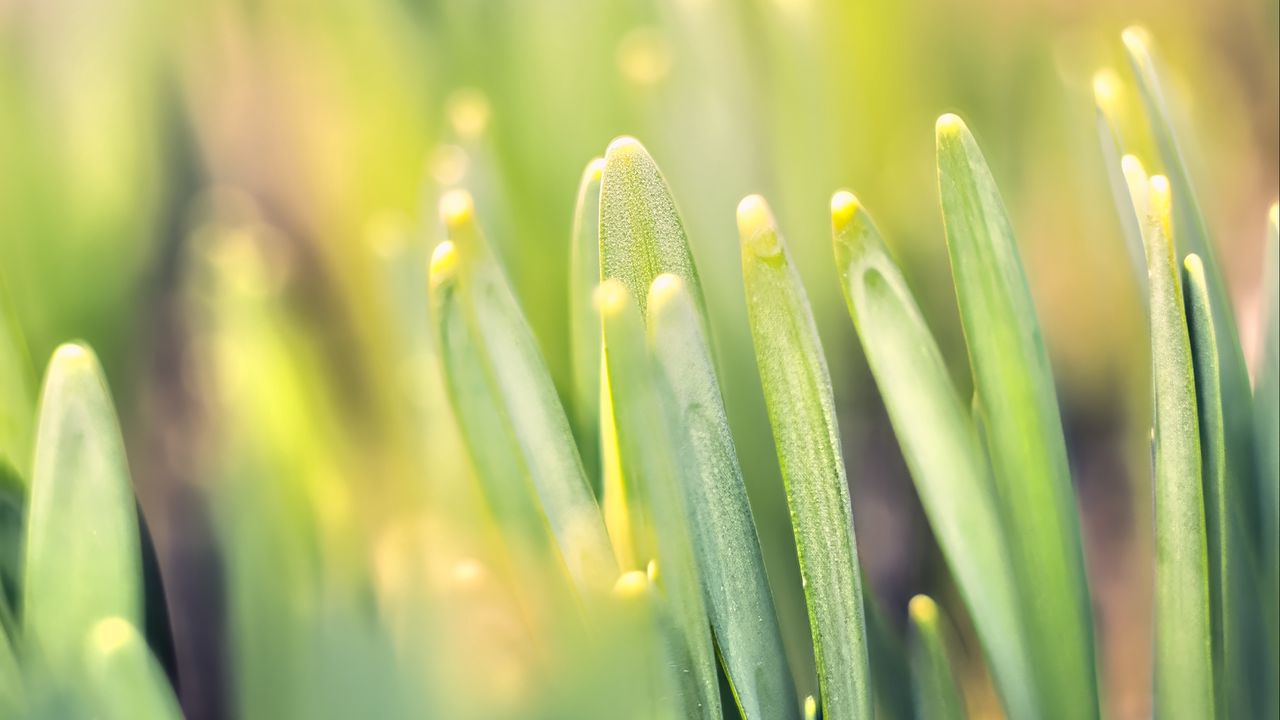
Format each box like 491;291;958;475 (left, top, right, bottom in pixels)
863;580;913;720
428;190;616;594
83;617;182;720
737;195;871;720
907;595;966;720
832;191;1036;719
1130;175;1214;718
1122;27;1259;544
1091;68;1147;290
645;274;798;720
935;114;1098;717
599;279;720;720
1182;253;1233;717
23;343;142;673
569;158;606;487
0;620;21;716
1254;203;1280;719
599;137;706;317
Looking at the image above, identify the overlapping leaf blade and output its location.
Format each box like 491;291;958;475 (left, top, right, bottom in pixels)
832;191;1036;718
738;194;871;720
83;617;182;720
599;280;720;720
428;190;616;594
646;274;798;720
935;114;1097;718
1130;176;1213;718
907;595;965;720
569;158;606;486
23;344;143;673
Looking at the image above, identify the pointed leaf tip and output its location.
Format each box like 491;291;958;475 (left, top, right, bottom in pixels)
428;241;458;288
831;190;860;232
936;113;967;139
647;273;685;313
909;594;939;625
439;189;475;229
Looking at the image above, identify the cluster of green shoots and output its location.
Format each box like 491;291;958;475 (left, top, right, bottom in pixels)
0;27;1272;720
428;27;1278;720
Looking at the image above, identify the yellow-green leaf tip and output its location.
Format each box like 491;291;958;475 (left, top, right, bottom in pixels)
1183;253;1206;280
612;569;649;598
908;594;939;625
936;112;967;139
428;241;458;288
586;157;605;182
1121;26;1153;56
593;278;630;318
1269;201;1278;228
803;695;817;720
89;616;135;657
605;135;646;160
831;190;860;233
1092;68;1123;112
439;189;475;229
51;342;94;371
737;194;781;258
646;558;659;583
647;273;685;313
1121;154;1146;177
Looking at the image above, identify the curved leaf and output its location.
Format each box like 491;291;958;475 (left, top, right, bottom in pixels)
84;617;182;720
429;191;615;593
832;190;1036;718
569;158;606;486
936;114;1097;718
646;274;798;720
907;595;965;720
738;195;871;720
24;343;142;673
1131;176;1213;718
599;280;720;720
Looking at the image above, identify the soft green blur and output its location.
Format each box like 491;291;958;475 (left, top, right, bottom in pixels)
0;0;1275;717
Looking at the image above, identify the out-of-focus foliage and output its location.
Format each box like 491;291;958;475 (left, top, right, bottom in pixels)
0;0;1275;718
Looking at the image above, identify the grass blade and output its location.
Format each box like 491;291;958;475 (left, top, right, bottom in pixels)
1122;27;1259;544
832;191;1035;718
1183;254;1234;718
907;595;966;720
1255;204;1280;719
1092;69;1147;290
646;274;798;720
429;190;616;593
1132;176;1213;718
84;617;182;720
599;137;706;317
23;344;142;673
569;158;606;486
737;195;871;720
599;279;720;720
935;114;1098;718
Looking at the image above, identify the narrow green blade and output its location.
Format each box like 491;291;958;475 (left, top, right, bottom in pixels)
23;344;142;673
737;195;871;720
935;114;1098;718
599;137;706;317
0;620;20;716
646;274;798;720
1123;27;1258;543
84;617;181;720
907;595;966;720
427;239;559;573
1132;176;1213;718
1254;204;1280;719
599;280;720;720
832;191;1036;718
429;190;616;594
1182;249;1254;712
569;158;606;486
1092;69;1146;290
863;581;913;720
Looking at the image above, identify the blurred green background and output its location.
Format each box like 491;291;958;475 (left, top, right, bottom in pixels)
0;0;1276;717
